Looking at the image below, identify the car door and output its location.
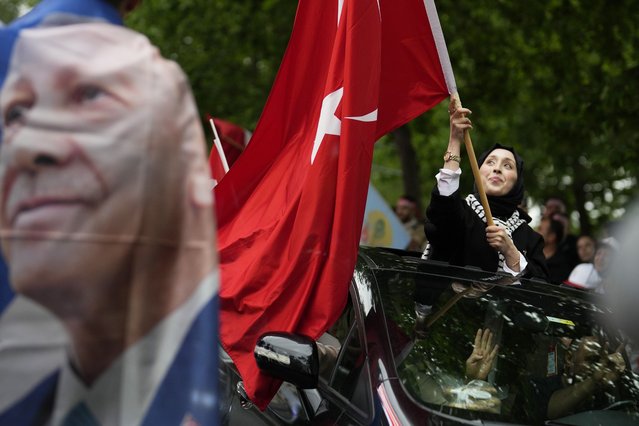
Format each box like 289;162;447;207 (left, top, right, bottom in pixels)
312;283;376;425
220;282;376;425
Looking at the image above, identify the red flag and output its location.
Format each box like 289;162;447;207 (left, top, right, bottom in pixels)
207;117;250;184
208;147;227;186
208;117;250;168
216;0;452;409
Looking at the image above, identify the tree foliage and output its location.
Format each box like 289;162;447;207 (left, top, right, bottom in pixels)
375;0;639;234
8;0;638;235
0;0;22;23
126;0;296;131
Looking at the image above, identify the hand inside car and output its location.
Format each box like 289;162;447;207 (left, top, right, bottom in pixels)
591;343;626;387
465;328;499;381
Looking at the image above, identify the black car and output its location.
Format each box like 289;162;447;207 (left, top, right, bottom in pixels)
220;246;639;425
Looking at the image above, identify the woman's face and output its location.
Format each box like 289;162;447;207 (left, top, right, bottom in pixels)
479;149;518;197
577;236;596;263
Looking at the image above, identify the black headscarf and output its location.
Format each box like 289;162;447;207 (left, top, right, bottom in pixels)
474;143;528;220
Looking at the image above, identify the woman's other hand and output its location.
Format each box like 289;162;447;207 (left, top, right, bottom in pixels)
486;224;520;270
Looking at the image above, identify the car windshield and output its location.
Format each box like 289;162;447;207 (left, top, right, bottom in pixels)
376;266;639;425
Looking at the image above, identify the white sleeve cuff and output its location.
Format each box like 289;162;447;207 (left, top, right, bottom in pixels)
435;168;462;197
503;252;528;276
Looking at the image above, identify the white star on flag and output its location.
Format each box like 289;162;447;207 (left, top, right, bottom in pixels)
310;87;378;164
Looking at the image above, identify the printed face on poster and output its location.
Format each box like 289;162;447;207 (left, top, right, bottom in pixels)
0;23;218;425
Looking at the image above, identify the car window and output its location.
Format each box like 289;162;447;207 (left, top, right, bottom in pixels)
266;382;310;423
319;293;370;416
329;322;364;397
376;269;639;424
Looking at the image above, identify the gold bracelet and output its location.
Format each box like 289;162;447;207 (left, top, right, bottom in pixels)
444;151;461;163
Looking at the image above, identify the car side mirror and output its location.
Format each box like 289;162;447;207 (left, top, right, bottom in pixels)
254;332;319;389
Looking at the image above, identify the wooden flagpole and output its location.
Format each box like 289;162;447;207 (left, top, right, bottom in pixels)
420;0;494;225
450;92;494;226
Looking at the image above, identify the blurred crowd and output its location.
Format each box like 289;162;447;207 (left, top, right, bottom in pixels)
396;191;622;294
536;196;619;293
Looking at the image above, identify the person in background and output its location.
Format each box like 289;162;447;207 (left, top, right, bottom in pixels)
590;237;618;294
542;197;566;220
542;197;579;270
422;99;548;280
563;237;619;293
395;194;427;251
553;212;580;267
576;234;596;264
538;216;573;284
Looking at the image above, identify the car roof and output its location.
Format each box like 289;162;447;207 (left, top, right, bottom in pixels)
357;245;597;303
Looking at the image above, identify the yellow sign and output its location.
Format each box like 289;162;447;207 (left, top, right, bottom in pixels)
546;316;575;326
363;210;393;247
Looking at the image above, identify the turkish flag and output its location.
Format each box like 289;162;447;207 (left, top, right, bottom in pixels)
208;147;227;187
216;0;452;409
207;117;250;185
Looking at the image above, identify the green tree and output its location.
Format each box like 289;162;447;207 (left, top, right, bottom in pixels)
375;0;639;235
0;0;23;23
126;0;296;132
11;6;639;420
18;0;635;235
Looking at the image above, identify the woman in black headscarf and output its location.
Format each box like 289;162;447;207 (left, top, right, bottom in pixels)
422;103;549;280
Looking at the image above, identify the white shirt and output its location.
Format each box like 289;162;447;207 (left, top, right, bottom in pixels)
564;263;602;291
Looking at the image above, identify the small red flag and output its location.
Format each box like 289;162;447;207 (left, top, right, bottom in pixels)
207;117;250;184
216;0;452;409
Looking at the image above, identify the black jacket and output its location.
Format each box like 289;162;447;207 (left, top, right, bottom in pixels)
425;188;549;281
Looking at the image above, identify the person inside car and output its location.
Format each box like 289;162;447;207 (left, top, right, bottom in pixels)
417;327;502;413
422;98;549;281
465;328;499;381
531;336;627;420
